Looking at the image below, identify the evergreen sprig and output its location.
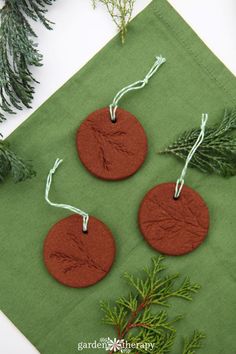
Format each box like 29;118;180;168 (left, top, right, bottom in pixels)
182;331;206;354
0;139;35;182
101;256;205;354
0;0;55;121
160;108;236;177
92;0;135;44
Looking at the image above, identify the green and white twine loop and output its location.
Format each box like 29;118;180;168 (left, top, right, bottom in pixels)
45;159;89;233
174;113;208;199
109;55;166;122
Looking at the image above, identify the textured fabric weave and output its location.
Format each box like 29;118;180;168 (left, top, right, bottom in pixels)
1;1;236;353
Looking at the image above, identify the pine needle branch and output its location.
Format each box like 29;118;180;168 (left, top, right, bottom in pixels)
182;331;206;354
0;0;56;121
100;256;205;354
160;108;236;177
0;139;35;182
92;0;135;44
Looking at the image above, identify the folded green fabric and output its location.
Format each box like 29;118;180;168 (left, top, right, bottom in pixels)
1;0;236;353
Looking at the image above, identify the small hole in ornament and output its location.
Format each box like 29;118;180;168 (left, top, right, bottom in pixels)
82;229;88;235
111;118;117;124
173;195;179;201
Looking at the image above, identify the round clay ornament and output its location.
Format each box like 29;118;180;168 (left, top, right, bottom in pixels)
76;56;166;181
76;107;148;180
138;183;209;256
44;215;116;288
44;159;116;288
139;114;210;256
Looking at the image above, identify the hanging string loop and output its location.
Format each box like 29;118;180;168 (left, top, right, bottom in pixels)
174;113;208;199
45;158;89;232
109;55;166;122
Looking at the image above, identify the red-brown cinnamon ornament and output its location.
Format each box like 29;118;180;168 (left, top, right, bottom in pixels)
76;107;148;180
138;183;209;256
43;215;116;287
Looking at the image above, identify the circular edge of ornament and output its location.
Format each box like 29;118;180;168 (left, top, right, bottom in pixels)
76;107;148;181
43;214;116;288
138;182;210;256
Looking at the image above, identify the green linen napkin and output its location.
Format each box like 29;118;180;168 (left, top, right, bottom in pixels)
1;0;236;353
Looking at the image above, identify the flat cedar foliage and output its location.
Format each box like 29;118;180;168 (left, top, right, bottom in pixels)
101;256;205;354
92;0;135;44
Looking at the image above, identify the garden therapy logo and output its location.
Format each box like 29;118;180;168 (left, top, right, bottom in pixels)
77;337;155;352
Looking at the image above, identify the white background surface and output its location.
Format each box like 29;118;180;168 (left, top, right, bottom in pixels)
0;0;235;353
